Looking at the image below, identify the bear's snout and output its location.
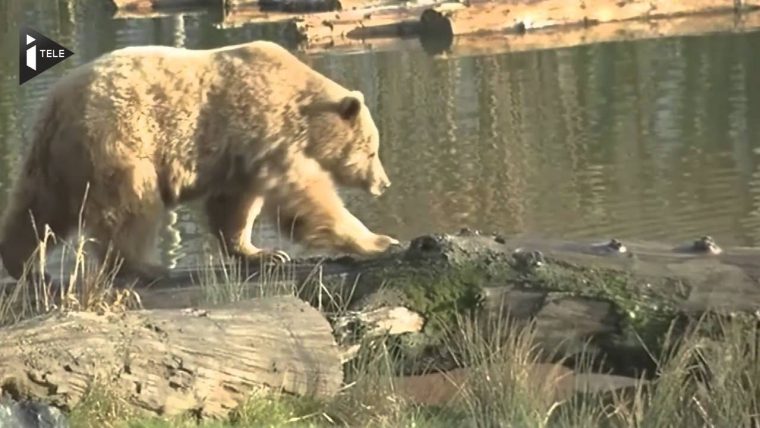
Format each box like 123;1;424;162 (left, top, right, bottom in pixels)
369;177;391;196
368;162;391;196
368;156;392;196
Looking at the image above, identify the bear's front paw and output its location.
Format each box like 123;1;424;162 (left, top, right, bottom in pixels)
373;234;401;252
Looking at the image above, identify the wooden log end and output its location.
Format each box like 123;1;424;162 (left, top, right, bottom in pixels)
417;8;458;55
0;297;344;419
419;8;455;38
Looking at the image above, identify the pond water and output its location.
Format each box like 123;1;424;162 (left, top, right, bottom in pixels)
1;1;760;274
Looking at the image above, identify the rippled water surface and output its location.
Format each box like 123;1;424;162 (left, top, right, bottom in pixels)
1;1;760;273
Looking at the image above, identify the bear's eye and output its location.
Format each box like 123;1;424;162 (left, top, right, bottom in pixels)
368;152;376;159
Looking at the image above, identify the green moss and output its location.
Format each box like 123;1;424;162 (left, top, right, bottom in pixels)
357;253;689;361
359;261;486;335
507;259;684;354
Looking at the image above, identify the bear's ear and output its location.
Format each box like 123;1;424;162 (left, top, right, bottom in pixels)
337;96;362;121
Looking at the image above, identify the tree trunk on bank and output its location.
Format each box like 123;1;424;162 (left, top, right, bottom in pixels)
0;296;343;419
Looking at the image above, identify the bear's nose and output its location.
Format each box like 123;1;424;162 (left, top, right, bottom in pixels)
382;181;391;191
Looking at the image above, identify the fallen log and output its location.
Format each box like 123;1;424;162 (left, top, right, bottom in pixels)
416;0;760;38
216;5;760;55
281;2;444;45
297;9;760;57
290;9;760;60
116;232;760;314
280;0;760;52
422;8;760;58
0;296;343;419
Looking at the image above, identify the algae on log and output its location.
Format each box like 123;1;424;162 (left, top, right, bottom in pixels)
344;233;758;370
0;296;343;419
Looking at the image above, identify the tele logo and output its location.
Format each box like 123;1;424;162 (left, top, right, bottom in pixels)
19;27;75;85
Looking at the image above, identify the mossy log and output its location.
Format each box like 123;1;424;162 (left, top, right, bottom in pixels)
0;296;343;419
138;232;760;314
104;231;760;376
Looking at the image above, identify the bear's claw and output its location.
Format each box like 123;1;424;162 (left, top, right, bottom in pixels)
372;234;401;253
243;249;291;265
269;250;291;264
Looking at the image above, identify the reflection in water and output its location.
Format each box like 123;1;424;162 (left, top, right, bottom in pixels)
1;1;760;275
163;14;186;269
164;210;183;270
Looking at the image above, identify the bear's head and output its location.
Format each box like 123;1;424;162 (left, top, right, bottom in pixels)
301;91;391;196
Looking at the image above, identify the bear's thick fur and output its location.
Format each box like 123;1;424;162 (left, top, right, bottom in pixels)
0;41;398;282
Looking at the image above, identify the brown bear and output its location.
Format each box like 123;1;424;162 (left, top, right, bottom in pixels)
0;41;399;282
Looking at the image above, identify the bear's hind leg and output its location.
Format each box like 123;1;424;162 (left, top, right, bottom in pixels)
205;192;290;265
0;176;74;280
